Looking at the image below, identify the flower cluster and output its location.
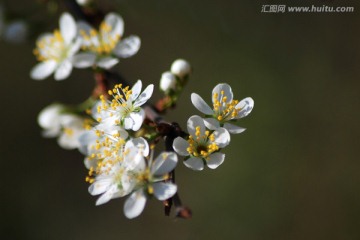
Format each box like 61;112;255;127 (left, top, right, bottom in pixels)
35;8;254;220
30;12;140;81
173;83;254;170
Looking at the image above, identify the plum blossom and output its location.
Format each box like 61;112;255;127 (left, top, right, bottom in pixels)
191;83;254;134
123;151;178;219
87;138;148;205
31;12;81;80
173;115;230;171
74;12;141;69
38;103;88;149
96;80;154;131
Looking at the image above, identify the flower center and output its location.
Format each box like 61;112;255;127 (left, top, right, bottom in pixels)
33;29;67;62
186;126;219;159
63;127;74;136
80;22;120;55
97;84;135;125
213;90;241;121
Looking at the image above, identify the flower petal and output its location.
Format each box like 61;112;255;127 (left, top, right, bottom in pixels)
125;137;149;157
187;115;206;137
184;157;204;171
54;60;73;80
114;35;141;58
212;83;233;104
207;152;225;169
191;93;213;115
30;60;57;80
104;13;124;38
213;127;230;148
88;178;112;196
203;118;220;130
133;84;154;107
172;137;190;156
72;52;96;68
151;152;178;176
131;80;142;100
223;123;246;134
153;182;177;201
124;189;147;219
60;12;76;45
95;184;118;205
129;109;145;131
78;130;96;155
236;97;254;119
97;57;119;69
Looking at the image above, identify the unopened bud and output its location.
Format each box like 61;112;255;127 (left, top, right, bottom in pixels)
171;59;191;78
160;71;177;92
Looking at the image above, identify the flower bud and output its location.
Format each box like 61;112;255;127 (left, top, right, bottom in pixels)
160;71;177;92
170;59;191;78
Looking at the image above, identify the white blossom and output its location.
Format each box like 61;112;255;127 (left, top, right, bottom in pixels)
74;12;141;69
173;115;230;170
30;12;81;80
123;151;178;219
191;83;254;134
87;138;147;205
96;80;154;131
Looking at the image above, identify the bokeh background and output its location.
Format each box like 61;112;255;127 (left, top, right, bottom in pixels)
1;0;360;239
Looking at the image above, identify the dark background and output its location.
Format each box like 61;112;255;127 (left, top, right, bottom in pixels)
1;0;360;239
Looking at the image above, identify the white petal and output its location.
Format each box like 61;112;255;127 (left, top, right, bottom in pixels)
78;130;96;155
114;35;141;58
187;115;205;137
72;52;96;68
236;97;254;119
123;117;134;130
184;157;204;171
54;60;73;80
151;152;178;176
191;93;213;115
42;128;61;138
203;118;220;130
172;137;190;156
212;83;233;104
37;104;64;129
57;133;79;149
153;182;177;201
30;60;57;80
88;178;112;195
97;57;119;69
77;21;93;36
96;185;118;205
104;13;124;38
223;123;246;134
213;127;230;148
131;80;142;100
60;12;76;45
207;152;225;169
125;137;149;157
124;189;147;219
133;84;154;107
129;110;145;131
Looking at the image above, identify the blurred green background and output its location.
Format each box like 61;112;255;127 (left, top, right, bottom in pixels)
1;0;360;239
